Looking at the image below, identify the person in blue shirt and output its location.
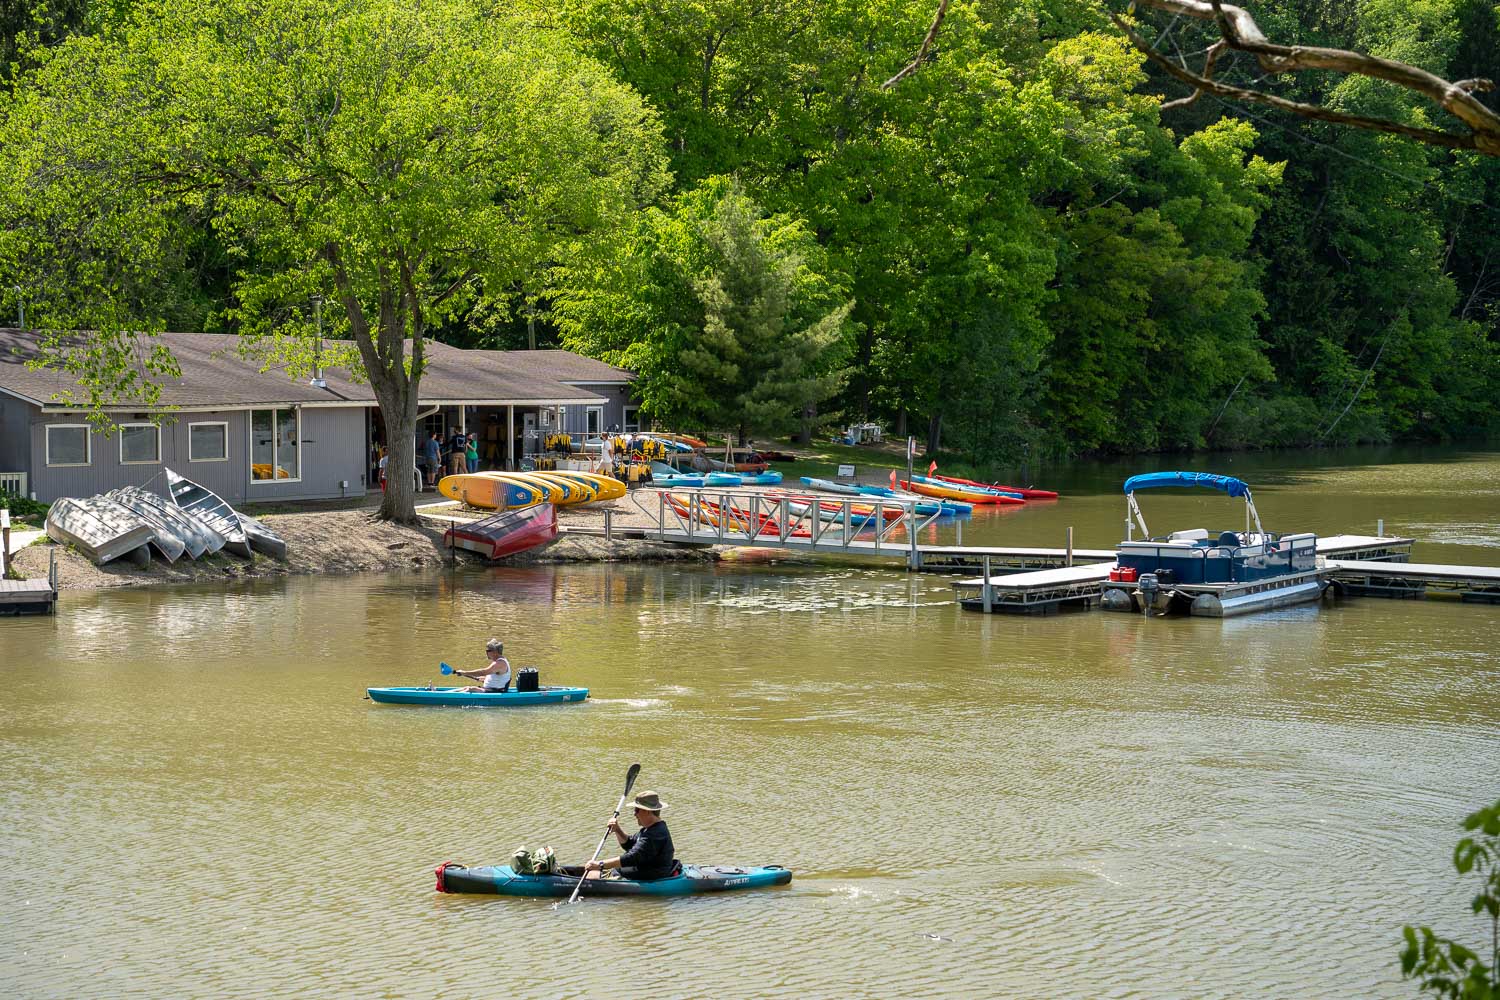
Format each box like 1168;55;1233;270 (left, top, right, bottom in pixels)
421;431;442;489
584;791;676;881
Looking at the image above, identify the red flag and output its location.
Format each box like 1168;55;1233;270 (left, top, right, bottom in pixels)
927;460;937;477
889;469;897;489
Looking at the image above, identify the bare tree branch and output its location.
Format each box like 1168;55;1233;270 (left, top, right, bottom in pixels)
1128;0;1500;155
1162;40;1227;110
881;0;950;90
887;0;1500;155
1110;13;1482;151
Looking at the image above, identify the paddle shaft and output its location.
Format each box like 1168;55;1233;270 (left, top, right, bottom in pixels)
568;764;640;904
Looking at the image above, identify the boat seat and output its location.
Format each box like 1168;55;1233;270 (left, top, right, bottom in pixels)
1168;529;1211;541
1217;531;1240;547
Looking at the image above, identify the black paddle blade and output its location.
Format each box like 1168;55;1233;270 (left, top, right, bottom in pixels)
623;763;641;797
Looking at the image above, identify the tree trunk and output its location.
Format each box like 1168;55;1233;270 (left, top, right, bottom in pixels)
895;408;907;437
797;402;815;446
328;244;423;523
926;411;943;456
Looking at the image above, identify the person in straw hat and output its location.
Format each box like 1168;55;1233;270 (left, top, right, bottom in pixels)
583;790;676;881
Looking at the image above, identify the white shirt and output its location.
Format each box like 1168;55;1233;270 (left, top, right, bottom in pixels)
482;657;512;691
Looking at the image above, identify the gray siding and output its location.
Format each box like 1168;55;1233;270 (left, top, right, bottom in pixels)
0;395;33;483
22;405;369;505
561;384;632;437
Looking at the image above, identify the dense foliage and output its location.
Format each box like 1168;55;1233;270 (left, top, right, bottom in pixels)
2;0;1497;469
0;0;666;520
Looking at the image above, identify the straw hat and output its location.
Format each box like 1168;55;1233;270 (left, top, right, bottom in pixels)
629;791;668;812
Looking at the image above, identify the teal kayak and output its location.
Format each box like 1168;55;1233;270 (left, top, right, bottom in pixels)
367;686;588;707
435;862;792;897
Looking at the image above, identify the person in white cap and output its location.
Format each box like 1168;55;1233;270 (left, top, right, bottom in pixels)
583;791;676;880
452;639;511;693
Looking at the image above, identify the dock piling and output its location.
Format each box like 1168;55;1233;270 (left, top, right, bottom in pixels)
1378;518;1385;537
981;557;993;613
1066;527;1073;567
604;508;613;543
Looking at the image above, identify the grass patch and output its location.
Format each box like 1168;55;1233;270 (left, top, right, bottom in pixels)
758;437;923;484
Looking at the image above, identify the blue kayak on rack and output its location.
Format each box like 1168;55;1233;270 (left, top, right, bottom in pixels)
435;862;793;896
367;686;589;707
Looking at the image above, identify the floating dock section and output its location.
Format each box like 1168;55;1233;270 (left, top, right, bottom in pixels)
0;510;57;615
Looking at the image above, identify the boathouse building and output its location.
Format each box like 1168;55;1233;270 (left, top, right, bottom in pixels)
0;329;639;504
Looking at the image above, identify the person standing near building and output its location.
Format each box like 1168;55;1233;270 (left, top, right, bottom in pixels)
447;427;467;477
422;431;442;489
466;432;480;473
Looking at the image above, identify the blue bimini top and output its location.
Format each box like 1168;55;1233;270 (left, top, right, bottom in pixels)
1122;472;1251;498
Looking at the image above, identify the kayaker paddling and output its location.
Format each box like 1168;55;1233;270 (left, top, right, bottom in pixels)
451;639;511;693
583;791;676;881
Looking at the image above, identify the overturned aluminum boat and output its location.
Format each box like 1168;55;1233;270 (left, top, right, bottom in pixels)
45;496;154;567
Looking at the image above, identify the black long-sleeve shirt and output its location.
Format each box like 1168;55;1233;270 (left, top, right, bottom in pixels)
619;821;675;881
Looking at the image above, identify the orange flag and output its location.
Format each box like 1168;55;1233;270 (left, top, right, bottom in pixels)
927;460;937;477
889;469;898;489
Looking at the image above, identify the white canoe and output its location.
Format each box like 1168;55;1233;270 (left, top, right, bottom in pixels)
164;468;252;558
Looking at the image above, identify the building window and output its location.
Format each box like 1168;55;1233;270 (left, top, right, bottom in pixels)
622;407;640;433
250;407;300;481
189;421;229;462
586;406;603;436
45;424;91;467
119;423;161;465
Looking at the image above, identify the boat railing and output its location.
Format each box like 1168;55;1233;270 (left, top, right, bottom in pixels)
632;487;943;562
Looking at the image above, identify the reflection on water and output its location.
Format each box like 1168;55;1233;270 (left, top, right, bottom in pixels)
1;448;1498;998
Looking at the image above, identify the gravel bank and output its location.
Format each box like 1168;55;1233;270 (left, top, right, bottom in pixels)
8;496;714;592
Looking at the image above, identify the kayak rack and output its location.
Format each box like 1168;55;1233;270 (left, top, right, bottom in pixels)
630;488;945;569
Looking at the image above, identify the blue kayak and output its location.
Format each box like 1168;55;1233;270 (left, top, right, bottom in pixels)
703;472;742;486
367;686;588;707
435;863;792;897
655;473;706;487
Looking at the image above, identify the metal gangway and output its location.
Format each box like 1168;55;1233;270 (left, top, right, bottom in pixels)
629;487;944;568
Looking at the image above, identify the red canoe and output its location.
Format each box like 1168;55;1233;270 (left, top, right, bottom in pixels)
444;503;558;560
931;473;1058;499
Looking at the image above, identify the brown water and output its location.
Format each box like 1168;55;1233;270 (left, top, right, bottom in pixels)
2;446;1498;998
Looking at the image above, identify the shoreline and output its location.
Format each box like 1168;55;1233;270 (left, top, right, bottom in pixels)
7;496;716;593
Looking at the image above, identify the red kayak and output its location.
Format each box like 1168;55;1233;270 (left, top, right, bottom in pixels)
443;503;558;559
931;473;1058;499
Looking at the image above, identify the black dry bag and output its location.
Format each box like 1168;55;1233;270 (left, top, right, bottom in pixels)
516;668;540;693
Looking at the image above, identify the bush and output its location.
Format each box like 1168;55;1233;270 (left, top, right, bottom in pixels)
0;491;50;523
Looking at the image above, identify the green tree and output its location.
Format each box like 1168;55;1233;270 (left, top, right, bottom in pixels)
1401;800;1500;1000
553;177;853;443
0;0;667;521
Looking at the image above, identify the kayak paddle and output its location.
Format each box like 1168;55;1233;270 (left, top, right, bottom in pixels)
439;663;457;676
567;763;641;905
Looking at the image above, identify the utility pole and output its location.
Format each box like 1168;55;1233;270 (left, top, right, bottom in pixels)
309;294;326;388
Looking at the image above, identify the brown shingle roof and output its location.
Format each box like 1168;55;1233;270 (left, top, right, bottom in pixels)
0;330;611;409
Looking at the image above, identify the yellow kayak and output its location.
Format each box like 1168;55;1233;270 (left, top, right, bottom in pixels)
552;471;626;502
438;474;546;510
511;472;596;506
